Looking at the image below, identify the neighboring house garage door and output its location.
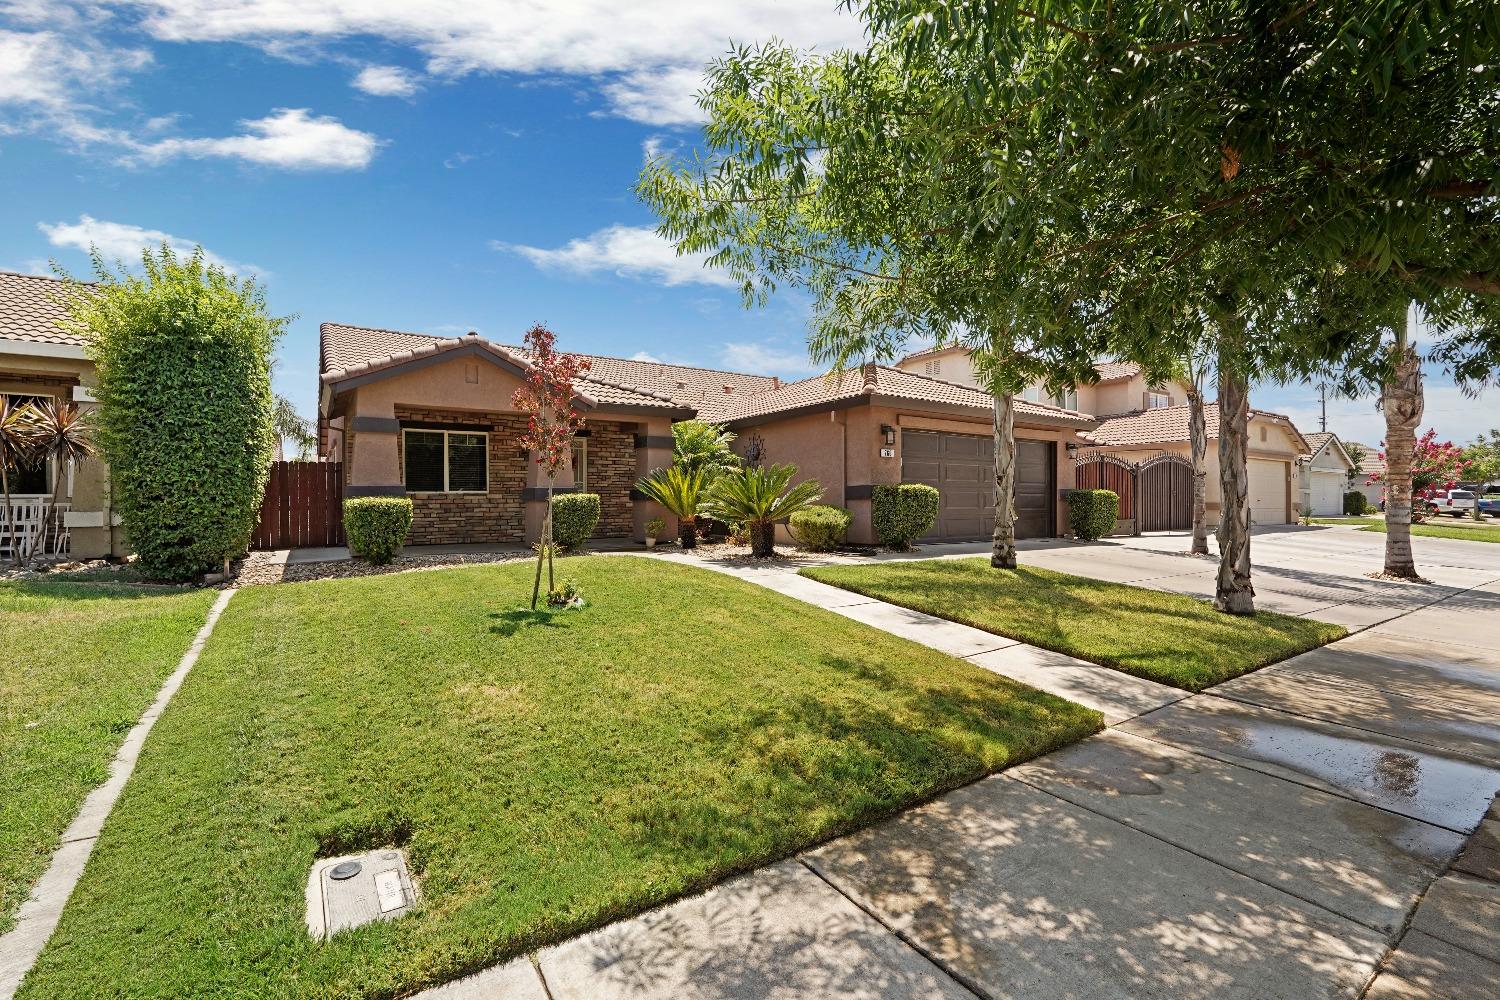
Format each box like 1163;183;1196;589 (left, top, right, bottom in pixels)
1309;470;1345;516
901;430;1054;540
1248;459;1289;523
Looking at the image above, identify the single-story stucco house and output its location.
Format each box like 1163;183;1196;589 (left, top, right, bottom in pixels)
318;323;1098;546
1299;431;1358;516
0;271;121;560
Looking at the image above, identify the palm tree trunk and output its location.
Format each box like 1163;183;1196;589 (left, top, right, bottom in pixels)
991;392;1017;569
1214;343;1255;615
1186;385;1210;555
751;521;774;557
679;516;697;549
1380;326;1423;579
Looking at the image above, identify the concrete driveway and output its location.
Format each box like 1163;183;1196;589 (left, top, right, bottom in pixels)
422;526;1500;1000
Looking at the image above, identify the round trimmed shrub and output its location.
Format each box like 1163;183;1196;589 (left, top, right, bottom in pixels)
872;484;940;550
789;505;853;551
343;497;413;564
551;492;601;548
1068;489;1119;541
70;248;282;581
1343;490;1370;515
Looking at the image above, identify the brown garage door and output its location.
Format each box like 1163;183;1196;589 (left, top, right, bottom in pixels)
902;430;1054;541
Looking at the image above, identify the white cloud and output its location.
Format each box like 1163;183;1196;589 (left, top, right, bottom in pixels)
122;1;863;125
495;224;739;288
125;108;381;170
352;64;418;97
0;28;151;142
629;351;663;362
38;215;261;276
720;341;816;376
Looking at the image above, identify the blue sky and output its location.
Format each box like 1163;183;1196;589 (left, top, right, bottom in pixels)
0;1;1490;449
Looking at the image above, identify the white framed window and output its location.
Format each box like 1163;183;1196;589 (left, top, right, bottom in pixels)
1051;388;1079;410
570;438;588;491
1021;383;1044;402
1;392;54;495
402;429;488;493
1147;390;1171;409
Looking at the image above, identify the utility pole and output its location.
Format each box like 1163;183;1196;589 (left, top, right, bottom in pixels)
1317;382;1327;432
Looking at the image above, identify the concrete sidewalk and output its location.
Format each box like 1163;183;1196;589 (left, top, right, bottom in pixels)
422;531;1500;999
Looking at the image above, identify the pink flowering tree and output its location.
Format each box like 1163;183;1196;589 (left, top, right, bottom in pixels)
1370;429;1472;523
512;323;590;608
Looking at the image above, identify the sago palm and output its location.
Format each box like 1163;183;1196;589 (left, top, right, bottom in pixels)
0;397;44;565
635;464;709;548
702;463;823;557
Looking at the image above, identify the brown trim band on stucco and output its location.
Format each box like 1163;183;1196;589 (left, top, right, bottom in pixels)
598;402;696;417
350;415;400;433
521;486;582;501
400;419;497;432
844;484;874;500
634;435;674;449
346;483;406;498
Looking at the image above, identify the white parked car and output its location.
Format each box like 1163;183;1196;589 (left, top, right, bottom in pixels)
1432;489;1478;516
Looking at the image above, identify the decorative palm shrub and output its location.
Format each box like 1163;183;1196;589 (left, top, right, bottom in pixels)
702;463;824;558
672;420;740;477
1343;490;1370;515
871;484;940;550
635;464;709;548
551;492;601;548
789;505;852;551
1067;489;1119;541
343;497;414;564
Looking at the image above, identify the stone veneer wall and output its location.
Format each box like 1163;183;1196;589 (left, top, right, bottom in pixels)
584;421;636;537
394;407;530;544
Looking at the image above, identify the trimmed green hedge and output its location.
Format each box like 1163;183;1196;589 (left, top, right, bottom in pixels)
70;248;282;580
789;505;853;551
343;497;413;564
872;484;940;550
1343;490;1370;515
1068;489;1119;541
552;492;601;548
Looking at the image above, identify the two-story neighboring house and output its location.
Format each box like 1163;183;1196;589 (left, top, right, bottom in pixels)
895;345;1309;525
0;271;122;560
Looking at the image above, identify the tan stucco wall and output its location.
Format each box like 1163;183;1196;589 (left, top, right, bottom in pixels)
0;348;120;559
893;350;1191;419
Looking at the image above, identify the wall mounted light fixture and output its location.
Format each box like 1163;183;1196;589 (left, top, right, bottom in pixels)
881;424;896;446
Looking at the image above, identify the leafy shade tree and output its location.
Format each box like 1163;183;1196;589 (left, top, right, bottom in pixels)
635;464;709;548
511;323;590;610
701;463;824;557
28;399;97;561
1462;430;1500;486
0;396;43;565
639;41;1105;571
671;420;740;478
63;246;280;581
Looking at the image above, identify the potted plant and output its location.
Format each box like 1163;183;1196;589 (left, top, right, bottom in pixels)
645;517;665;548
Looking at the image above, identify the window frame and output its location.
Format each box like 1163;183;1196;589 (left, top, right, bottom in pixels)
401;428;489;494
1147;390;1171;409
1;392;55;496
570;438;588;492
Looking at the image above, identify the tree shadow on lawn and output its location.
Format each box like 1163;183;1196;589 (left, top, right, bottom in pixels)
0;579;192;602
488;607;576;637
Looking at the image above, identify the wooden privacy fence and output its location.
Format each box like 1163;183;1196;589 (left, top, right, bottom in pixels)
252;461;345;549
1073;452;1136;520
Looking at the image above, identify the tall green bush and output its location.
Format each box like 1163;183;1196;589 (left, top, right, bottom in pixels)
1343;490;1370;516
871;484;940;550
551;492;601;548
1067;489;1119;541
789;505;852;551
65;247;282;580
343;497;413;564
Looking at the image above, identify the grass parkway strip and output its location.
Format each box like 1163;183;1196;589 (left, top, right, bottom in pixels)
801;559;1346;692
17;557;1100;1000
1311;516;1500;543
0;581;219;936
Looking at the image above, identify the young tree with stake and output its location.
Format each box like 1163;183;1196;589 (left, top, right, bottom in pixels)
512;324;590;609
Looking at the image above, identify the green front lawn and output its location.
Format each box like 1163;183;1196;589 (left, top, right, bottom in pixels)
1311;516;1500;543
801;560;1345;692
21;558;1099;1000
0;581;217;935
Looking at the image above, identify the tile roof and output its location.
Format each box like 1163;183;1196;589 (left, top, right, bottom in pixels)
1083;403;1310;452
0;271;91;350
321;323;1097;426
1347;442;1386;475
1092;360;1142;383
319;323;690;413
720;364;1096;427
1303;431;1335;454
